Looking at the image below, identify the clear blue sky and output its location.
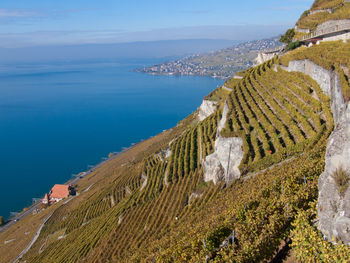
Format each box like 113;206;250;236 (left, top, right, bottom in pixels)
0;0;313;47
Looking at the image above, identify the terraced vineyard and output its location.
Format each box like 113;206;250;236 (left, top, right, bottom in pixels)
221;59;332;173
21;103;225;262
280;41;350;101
17;49;344;262
12;3;350;259
134;137;336;262
296;0;350;31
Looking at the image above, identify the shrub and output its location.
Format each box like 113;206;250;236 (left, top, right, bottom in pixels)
333;167;349;196
205;225;232;252
280;28;295;44
292;205;350;262
286;41;302;51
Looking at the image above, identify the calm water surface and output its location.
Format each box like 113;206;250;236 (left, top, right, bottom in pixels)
0;59;223;219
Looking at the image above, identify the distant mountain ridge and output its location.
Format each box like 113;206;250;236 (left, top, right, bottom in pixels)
136;36;283;79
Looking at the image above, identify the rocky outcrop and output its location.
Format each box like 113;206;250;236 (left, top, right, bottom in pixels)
188;192;203;204
140;174;148;191
198;100;218;121
318;108;350;244
217;102;229;136
254;51;279;66
118;215;123;225
284;59;350;244
203;102;244;184
204;137;243;184
164;168;169;187
157;148;171;161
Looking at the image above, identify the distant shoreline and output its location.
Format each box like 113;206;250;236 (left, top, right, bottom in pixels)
135;36;283;81
134;68;229;80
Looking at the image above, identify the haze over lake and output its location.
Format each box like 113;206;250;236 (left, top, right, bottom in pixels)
0;59;222;219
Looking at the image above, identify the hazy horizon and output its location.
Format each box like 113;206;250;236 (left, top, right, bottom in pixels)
0;0;312;49
0;35;283;63
0;0;315;62
0;39;237;63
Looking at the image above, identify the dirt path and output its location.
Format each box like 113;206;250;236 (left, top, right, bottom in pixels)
13;213;53;263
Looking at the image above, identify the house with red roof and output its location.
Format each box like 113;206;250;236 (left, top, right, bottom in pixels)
50;184;70;202
42;184;75;204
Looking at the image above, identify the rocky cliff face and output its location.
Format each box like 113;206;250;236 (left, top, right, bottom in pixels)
284;59;350;244
198;100;218;121
318;108;350;244
203;102;244;184
254;52;278;66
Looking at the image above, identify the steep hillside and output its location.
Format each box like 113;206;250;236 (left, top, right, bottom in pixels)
2;1;350;263
294;0;350;39
13;59;347;263
280;41;350;101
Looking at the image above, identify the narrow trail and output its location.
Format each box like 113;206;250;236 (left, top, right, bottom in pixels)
13;213;53;263
242;154;300;182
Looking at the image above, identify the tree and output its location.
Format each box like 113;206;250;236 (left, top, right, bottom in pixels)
286;41;302;51
280;28;296;44
0;216;4;226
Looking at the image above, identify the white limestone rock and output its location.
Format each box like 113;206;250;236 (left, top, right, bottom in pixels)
204;137;243;184
140;174;148;191
217;102;229;135
254;47;284;66
188;192;203;204
118;215;123;225
318;103;350;244
203;101;243;184
157;148;172;161
254;52;277;66
204;153;225;185
198;100;218;121
164;168;169;187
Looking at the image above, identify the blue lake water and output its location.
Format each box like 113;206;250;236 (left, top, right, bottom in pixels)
0;59;223;219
